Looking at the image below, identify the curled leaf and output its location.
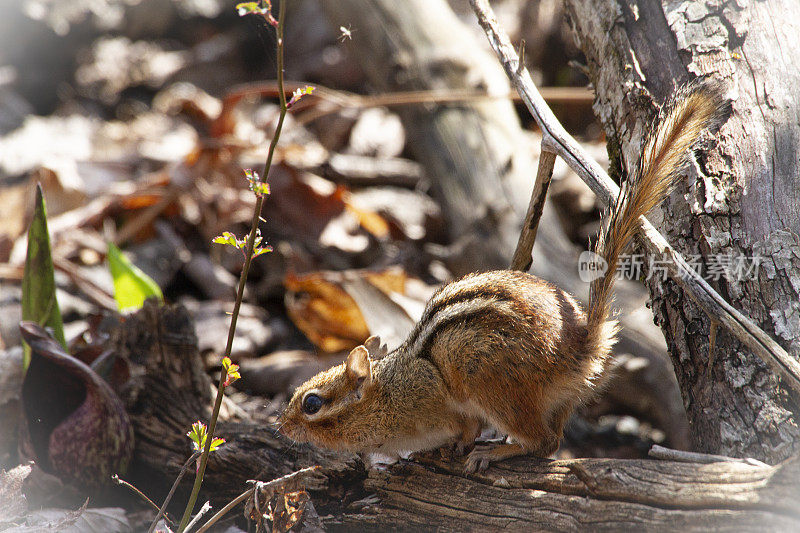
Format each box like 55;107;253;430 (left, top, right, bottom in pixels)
222;356;240;387
18;322;134;488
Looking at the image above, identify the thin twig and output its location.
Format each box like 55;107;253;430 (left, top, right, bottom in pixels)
194;488;251;533
515;40;526;76
113;475;166;517
184;501;211;533
469;0;800;394
510;149;557;271
147;452;200;533
217;80;593;128
53;257;116;310
115;189;178;246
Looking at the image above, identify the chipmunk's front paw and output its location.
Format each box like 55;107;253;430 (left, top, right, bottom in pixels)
363;453;399;470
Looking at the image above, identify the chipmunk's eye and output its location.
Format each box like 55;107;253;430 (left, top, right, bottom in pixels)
302;393;323;415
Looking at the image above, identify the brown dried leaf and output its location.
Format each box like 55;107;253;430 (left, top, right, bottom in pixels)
264;165;389;247
281;490;310;532
284;271;369;353
284;268;411;353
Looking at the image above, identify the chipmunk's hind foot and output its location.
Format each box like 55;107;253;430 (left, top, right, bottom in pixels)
464;443;526;473
463;426;561;473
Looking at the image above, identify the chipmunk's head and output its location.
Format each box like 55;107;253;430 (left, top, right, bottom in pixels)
279;338;385;452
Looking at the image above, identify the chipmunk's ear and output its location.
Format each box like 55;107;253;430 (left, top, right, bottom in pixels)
346;345;372;386
364;335;380;354
363;335;387;359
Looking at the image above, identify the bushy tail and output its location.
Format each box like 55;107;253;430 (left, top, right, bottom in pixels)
587;78;731;356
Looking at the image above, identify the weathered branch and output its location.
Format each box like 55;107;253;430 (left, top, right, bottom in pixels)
510;149;556;271
469;0;800;394
648;444;767;467
330;453;800;531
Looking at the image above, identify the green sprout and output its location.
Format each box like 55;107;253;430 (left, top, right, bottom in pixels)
244;168;270;197
287;86;315;109
212;228;272;259
187;421;226;456
236;1;278;26
222;356;241;387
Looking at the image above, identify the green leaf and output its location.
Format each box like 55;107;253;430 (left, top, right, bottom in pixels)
212;231;241;248
186;421;225;453
222;356;241;386
22;183;66;369
252;246;273;257
187;421;207;452
107;242;163;312
236;2;262;16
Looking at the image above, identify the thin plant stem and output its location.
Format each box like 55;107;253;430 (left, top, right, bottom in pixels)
147;452;200;533
176;2;288;531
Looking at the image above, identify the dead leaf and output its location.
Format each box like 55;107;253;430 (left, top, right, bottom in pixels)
263;165;389;248
0;463;32;523
284;270;369;353
284;267;415;352
6;501;130;533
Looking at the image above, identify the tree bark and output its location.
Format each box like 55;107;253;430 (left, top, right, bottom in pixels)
563;0;800;462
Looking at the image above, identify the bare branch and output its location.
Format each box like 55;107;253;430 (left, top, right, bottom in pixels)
510;149;556;271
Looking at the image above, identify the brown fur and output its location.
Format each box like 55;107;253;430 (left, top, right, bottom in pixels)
279;79;731;471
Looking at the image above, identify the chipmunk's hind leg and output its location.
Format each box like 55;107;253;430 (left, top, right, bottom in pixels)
546;400;575;449
454;417;481;455
464;415;559;473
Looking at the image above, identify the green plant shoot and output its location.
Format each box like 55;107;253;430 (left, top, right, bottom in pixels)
222;356;241;387
22;183;66;368
107;242;164;312
187;421;226;455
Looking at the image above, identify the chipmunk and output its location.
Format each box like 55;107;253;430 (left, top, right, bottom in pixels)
279;79;730;472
